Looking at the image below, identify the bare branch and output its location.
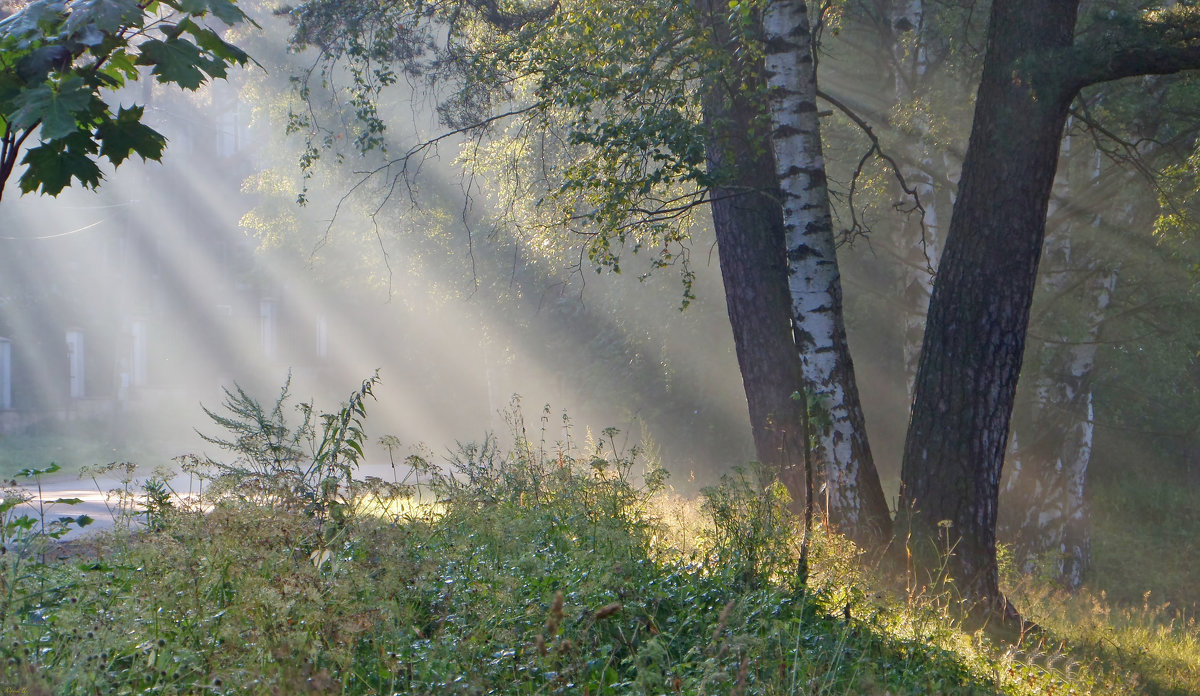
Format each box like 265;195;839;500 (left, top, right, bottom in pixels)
816;87;934;271
312;103;542;255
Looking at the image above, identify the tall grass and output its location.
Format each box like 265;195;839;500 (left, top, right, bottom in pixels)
0;381;1191;694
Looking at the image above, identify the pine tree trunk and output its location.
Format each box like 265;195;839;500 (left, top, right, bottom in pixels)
897;0;1080;606
763;0;891;546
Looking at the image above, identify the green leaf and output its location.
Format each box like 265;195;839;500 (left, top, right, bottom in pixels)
15;44;74;83
76;514;95;527
180;20;249;65
96;105;166;166
0;71;21;112
63;0;143;37
0;0;67;38
75;24;105;46
9;76;93;140
135;38;207;89
17;462;61;476
100;50;138;82
52;497;83;505
177;0;247;26
9;515;36;531
19;134;103;196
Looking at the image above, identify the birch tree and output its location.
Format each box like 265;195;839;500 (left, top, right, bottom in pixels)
1002;225;1119;589
885;0;946;398
285;0;899;545
762;0;890;543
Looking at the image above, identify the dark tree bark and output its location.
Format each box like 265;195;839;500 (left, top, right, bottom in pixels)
899;0;1079;607
898;0;1200;608
694;0;811;509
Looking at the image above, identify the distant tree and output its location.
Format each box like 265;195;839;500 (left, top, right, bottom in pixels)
0;0;253;201
898;1;1200;612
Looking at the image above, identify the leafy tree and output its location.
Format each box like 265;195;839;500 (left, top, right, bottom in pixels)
0;0;254;201
282;0;894;543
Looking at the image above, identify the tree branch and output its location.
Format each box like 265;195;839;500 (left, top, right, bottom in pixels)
1067;7;1200;91
816;88;933;268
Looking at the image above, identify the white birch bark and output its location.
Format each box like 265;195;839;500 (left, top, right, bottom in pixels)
763;0;888;540
1002;242;1115;588
999;117;1135;588
890;0;946;399
1000;123;1122;586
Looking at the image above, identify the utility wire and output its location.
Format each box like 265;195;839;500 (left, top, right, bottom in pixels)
0;219;105;240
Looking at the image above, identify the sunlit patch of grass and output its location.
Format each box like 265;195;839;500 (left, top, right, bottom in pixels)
1007;579;1200;696
5;459;1120;694
1088;468;1200;613
349;486;446;522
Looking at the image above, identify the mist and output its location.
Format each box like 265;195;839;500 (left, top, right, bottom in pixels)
0;26;763;492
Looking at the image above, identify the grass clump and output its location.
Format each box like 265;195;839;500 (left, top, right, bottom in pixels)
0;380;1168;695
1005;578;1200;696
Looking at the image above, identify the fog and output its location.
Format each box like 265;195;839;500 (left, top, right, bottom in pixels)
0;35;763;491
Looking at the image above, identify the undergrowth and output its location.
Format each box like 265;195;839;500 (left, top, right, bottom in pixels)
0;380;1188;694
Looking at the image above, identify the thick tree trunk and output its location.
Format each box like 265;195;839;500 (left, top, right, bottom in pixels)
762;0;892;547
897;1;1079;606
694;0;810;506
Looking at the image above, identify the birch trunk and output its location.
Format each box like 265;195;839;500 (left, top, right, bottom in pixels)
1002;227;1116;589
1000;132;1129;589
888;0;945;399
763;0;891;546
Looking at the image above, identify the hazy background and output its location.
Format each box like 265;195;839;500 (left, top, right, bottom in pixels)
0;23;767;489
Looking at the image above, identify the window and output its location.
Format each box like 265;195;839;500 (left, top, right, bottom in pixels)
0;337;11;409
316;316;328;360
66;330;85;399
260;299;277;360
131;319;148;387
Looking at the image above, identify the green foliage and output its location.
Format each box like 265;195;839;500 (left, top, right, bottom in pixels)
1007;575;1200;696
0;0;254;198
702;463;801;588
285;0;760;301
0;463;93;633
196;371;380;537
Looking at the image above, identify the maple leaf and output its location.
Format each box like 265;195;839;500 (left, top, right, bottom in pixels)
18;133;102;196
9;76;93;140
96;105;166;166
136;38;208;90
